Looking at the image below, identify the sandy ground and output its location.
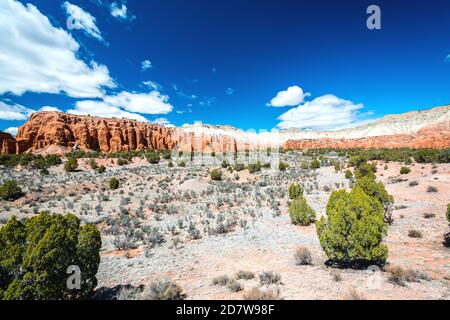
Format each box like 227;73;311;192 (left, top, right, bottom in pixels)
0;154;449;300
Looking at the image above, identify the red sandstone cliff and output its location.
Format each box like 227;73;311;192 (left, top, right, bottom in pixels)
2;106;450;156
283;121;450;150
0;131;16;155
14;112;177;154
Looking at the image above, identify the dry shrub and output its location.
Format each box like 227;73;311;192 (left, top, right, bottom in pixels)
212;275;232;286
235;271;255;280
294;246;313;265
243;287;281;300
259;271;282;286
342;288;366;300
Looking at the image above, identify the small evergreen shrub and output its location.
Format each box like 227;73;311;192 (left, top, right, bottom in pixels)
247;162;261;174
210;169;222;181
310;159;320;169
278;161;288;171
89;159;98;170
109;177;120;190
316;187;388;267
289;197;316;226
0;180;23;201
288;183;303;200
64;157;78;172
400;166;411;175
354;162;376;179
96;165;106;174
146;152;160;164
0;213;101;300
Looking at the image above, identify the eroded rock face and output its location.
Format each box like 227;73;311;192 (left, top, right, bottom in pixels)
283;121;450;150
4;105;450;155
15;112;177;154
0;131;16;155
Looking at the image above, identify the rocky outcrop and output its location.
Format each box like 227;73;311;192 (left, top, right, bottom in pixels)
3;105;450;155
284;121;450;150
15;112;177;154
0;131;16;155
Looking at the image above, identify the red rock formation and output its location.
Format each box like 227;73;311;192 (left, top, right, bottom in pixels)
3;109;449;156
284;121;450;150
0;131;16;155
15;112;177;154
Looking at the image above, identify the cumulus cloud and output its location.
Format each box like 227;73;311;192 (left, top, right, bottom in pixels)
103;91;173;114
141;60;153;71
4;127;18;136
39;106;62;112
63;1;103;41
267;85;310;107
276;94;366;130
67;89;174;122
153;118;174;127
0;0;115;98
67;100;148;122
0;101;34;120
110;2;128;19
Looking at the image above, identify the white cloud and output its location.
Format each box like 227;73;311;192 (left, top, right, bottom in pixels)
267;85;310;107
0;101;34;120
153;118;174;127
0;0;115;98
63;1;103;41
446;54;450;62
141;60;153;71
67;89;174;122
142;81;162;91
5;127;18;136
103;91;173;114
67;100;148;122
277;94;366;130
110;2;132;20
225;88;235;95
39;106;62;112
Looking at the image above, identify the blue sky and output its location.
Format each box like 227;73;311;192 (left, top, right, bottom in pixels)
1;0;450;135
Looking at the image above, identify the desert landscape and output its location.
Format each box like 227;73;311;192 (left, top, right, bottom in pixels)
0;107;449;300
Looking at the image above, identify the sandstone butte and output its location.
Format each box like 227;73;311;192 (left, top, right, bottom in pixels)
0;105;449;156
